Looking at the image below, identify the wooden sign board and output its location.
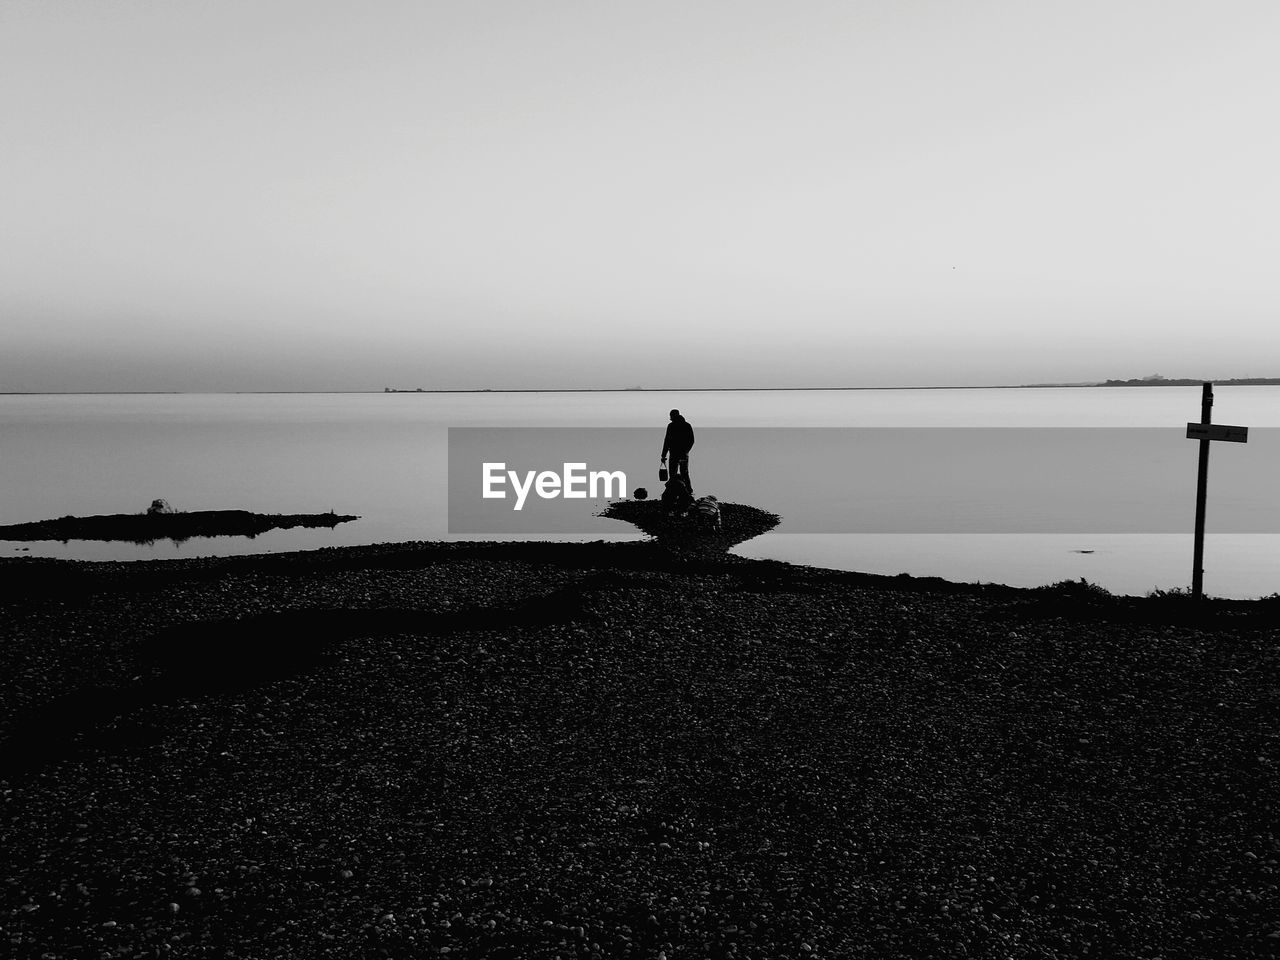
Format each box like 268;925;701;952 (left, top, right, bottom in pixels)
1186;422;1248;443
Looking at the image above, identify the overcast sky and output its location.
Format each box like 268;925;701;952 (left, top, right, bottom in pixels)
2;0;1278;391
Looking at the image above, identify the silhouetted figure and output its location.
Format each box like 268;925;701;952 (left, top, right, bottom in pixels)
660;409;695;493
661;475;694;515
693;495;721;531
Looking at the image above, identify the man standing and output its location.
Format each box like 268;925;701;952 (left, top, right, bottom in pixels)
660;409;695;493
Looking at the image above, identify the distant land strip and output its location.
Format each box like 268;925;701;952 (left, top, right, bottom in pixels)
1098;377;1280;387
7;378;1280;396
380;385;1061;393
381;378;1280;393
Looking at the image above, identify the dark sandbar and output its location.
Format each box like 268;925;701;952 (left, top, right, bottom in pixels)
0;509;360;544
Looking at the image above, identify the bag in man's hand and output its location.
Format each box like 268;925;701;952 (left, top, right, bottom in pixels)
658;462;668;482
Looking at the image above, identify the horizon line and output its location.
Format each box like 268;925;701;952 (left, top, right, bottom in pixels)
2;383;1113;395
9;381;1269;396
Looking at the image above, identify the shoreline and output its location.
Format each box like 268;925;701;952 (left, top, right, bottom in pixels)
2;531;1276;957
2;533;1274;611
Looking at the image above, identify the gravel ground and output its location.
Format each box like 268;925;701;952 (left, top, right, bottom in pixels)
1;517;1278;959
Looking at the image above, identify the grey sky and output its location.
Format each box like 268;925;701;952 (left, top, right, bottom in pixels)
2;0;1278;391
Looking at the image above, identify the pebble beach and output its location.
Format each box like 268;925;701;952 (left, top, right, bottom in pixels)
2;504;1278;959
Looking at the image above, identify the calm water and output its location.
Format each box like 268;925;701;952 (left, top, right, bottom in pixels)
2;388;1278;598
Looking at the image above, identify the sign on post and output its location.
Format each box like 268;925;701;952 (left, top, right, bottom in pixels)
1186;383;1249;603
1186;423;1248;443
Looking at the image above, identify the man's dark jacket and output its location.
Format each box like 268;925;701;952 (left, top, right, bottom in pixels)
662;416;695;458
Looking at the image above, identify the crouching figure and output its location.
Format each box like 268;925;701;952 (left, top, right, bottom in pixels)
693;495;722;531
661;476;694;515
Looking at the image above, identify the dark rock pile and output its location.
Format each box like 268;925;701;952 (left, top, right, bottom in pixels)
599;500;780;554
1;539;1277;958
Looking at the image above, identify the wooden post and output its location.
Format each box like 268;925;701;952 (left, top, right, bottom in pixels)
1183;393;1247;603
1191;382;1212;602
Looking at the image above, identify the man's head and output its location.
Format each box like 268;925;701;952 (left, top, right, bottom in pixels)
669;409;680;421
